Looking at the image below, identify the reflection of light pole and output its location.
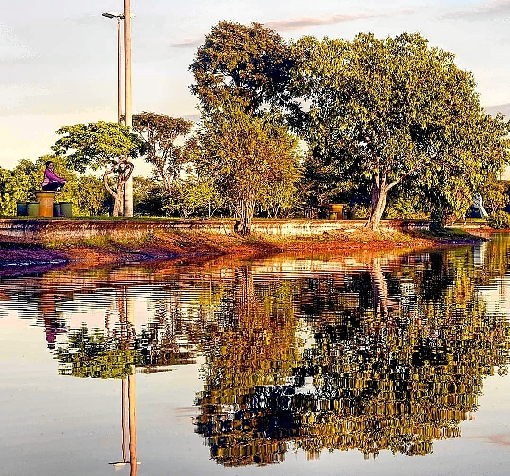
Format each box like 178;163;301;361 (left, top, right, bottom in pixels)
101;11;123;124
109;290;139;473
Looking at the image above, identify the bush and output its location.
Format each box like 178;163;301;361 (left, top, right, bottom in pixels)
487;210;510;229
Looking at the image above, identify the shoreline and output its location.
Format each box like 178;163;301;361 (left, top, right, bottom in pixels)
0;226;493;273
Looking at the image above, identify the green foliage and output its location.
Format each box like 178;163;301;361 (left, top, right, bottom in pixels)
71;175;112;216
385;188;429;220
132;112;193;191
487;210;510;229
293;32;510;229
52;121;145;216
0;159;39;215
52;121;144;173
134;176;166;216
480;178;510;214
57;325;142;379
190;104;302;233
166;175;226;218
190;21;296;114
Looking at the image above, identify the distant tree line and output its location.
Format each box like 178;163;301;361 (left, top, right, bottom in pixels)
1;22;509;232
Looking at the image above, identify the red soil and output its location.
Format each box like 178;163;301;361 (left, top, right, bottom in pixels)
1;227;484;272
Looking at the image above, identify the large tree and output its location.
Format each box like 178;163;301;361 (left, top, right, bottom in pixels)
132;112;193;192
190;104;302;234
293;32;510;229
190;21;296;115
52;121;144;216
189;22;302;231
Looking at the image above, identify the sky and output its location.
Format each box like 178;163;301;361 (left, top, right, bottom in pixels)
1;0;510;176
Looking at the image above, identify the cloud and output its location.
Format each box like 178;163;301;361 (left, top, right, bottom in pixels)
441;0;510;20
169;8;414;47
264;9;414;32
485;103;510;117
171;36;204;48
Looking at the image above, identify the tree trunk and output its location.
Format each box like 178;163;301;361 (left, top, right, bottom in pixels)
104;170;124;217
235;199;255;235
113;182;125;217
103;159;133;217
366;181;389;231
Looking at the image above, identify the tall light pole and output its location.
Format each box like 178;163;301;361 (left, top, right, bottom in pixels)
123;0;134;217
102;7;135;217
102;12;123;124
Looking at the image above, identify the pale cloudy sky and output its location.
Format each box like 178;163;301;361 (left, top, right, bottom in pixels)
1;0;509;173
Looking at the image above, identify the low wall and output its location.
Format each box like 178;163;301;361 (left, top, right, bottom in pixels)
0;218;432;243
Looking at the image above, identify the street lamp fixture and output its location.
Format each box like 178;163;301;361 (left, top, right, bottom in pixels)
102;11;136;19
102;11;124;19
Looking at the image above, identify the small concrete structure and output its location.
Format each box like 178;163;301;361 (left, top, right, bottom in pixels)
34;191;56;218
329;204;350;220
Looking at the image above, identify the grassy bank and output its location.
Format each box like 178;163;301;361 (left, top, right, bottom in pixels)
0;225;490;271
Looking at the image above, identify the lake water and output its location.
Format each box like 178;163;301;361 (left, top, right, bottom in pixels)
1;234;510;476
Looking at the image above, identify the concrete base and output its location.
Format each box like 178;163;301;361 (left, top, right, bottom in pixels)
0;219;432;243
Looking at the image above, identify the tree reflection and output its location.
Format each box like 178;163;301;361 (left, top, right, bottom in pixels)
2;239;510;467
195;266;303;466
194;249;510;465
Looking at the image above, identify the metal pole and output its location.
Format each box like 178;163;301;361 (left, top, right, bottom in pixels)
117;18;122;124
124;0;134;217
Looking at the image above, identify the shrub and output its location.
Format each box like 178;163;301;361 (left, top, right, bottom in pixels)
487;210;510;229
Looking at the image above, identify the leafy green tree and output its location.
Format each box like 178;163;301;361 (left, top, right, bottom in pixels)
70;175;111;216
190;104;302;234
0;160;39;215
480;177;510;214
52;121;145;216
132;112;193;192
133;176;166;216
293;32;510;229
190;21;296;115
166;174;225;218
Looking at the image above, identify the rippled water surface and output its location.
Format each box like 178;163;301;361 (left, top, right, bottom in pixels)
2;234;510;475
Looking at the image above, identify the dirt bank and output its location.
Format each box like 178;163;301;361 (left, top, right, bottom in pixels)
0;226;491;272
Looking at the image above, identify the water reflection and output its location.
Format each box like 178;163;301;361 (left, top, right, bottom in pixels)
1;237;510;471
194;249;510;465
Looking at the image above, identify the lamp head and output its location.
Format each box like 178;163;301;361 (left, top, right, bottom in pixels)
102;11;123;19
102;11;136;19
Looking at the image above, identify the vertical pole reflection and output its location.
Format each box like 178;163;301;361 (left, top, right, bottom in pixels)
122;378;128;463
127;294;138;475
112;289;138;472
128;372;137;475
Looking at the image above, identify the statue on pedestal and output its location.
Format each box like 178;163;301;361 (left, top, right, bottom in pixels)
471;192;488;218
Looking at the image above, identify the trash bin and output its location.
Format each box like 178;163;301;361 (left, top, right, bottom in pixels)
60;202;73;217
35;191;55;217
27;202;40;217
53;202;62;217
17;202;28;216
